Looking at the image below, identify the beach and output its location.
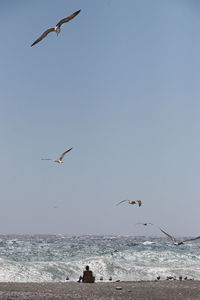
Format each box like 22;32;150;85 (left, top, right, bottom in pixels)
0;235;200;299
0;281;199;300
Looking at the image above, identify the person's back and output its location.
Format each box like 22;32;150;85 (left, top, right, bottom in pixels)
82;266;95;283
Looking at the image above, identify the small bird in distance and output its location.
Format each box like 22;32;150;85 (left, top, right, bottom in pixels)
41;147;72;164
159;228;200;246
136;222;153;226
31;9;81;46
116;200;142;207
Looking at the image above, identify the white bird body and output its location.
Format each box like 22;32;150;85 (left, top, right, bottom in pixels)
54;159;63;164
55;26;61;35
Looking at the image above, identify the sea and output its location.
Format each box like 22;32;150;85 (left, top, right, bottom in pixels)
0;235;200;282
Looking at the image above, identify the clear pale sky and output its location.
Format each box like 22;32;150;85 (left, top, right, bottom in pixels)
0;0;200;236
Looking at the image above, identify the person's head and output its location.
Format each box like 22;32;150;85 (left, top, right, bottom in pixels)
85;265;89;271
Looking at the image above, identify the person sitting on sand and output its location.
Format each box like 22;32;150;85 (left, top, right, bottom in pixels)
78;265;95;283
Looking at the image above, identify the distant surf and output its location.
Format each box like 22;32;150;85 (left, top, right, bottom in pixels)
0;235;199;282
142;241;156;245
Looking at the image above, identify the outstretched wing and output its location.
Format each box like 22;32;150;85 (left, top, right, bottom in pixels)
181;236;200;243
136;200;142;207
31;28;55;46
41;158;54;161
56;10;81;28
160;228;178;244
116;200;128;206
59;147;73;161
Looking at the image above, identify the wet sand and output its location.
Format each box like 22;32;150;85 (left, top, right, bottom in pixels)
0;281;200;300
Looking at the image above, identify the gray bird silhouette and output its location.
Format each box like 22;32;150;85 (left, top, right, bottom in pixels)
116;200;142;207
160;228;200;245
136;222;153;226
41;147;72;164
31;10;81;46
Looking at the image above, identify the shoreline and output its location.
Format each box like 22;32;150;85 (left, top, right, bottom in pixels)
0;281;200;299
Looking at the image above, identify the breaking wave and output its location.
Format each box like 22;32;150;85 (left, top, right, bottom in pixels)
0;235;200;282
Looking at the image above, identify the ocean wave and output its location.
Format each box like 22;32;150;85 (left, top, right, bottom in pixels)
0;235;200;282
142;241;156;245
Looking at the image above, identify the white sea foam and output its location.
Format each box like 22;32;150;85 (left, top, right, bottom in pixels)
143;241;155;245
0;235;199;282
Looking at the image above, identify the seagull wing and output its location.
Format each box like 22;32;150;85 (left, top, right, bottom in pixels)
56;9;81;28
31;28;55;46
59;147;73;161
160;228;178;244
136;200;142;207
181;236;200;243
41;158;54;161
116;200;128;206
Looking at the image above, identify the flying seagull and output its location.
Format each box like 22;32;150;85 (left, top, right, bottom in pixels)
116;200;142;206
136;222;153;226
31;9;81;46
41;147;72;164
159;228;200;245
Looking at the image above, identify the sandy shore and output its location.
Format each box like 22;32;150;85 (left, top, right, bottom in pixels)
0;281;199;300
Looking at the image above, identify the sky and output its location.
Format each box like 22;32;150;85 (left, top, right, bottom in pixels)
0;0;200;236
